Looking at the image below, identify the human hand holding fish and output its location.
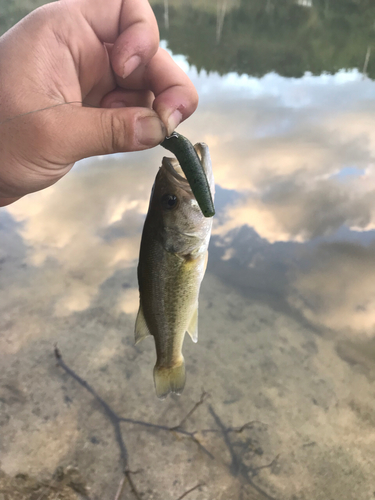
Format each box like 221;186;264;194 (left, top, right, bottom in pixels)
0;0;198;206
0;0;215;402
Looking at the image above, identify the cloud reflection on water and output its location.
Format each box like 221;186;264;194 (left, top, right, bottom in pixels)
289;241;375;336
177;67;375;243
180;62;375;336
4;57;375;337
5;154;158;316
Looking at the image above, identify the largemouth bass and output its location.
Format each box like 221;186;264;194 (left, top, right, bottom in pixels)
135;143;215;399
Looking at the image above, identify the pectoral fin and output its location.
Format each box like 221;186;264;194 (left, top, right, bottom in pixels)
134;304;150;345
187;305;198;343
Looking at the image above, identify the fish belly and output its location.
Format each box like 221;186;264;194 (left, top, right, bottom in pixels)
138;239;206;398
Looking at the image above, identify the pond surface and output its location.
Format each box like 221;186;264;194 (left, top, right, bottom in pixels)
1;1;375;499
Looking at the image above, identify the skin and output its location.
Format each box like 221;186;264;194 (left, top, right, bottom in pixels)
0;0;198;206
137;146;214;397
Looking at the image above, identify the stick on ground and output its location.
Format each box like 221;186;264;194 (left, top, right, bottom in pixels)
208;405;278;500
55;348;278;500
54;348;212;499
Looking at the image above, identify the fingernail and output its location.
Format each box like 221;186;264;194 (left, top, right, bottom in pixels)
167;109;182;135
123;55;141;79
136;116;166;146
109;101;126;108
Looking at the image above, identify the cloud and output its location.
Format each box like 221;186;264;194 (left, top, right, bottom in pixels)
172;66;375;243
213;178;373;243
5;151;161;316
117;288;140;315
6;57;375;320
289;241;375;335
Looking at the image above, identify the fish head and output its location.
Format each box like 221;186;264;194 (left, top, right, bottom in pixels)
149;143;215;256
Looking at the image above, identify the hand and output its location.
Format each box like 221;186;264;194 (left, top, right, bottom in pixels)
0;0;198;206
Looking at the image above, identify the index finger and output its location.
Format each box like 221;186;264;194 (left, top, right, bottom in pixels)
120;48;199;134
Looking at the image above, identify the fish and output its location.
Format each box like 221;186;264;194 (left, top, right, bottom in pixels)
135;142;215;399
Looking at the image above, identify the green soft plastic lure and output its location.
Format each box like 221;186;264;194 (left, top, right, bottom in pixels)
160;132;215;218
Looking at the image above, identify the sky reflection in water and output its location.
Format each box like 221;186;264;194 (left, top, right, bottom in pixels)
4;51;375;340
3;6;375;496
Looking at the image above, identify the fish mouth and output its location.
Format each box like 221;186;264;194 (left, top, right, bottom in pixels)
161;142;214;197
162;157;190;188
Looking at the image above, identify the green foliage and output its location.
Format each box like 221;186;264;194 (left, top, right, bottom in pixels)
2;0;375;79
0;0;53;36
152;0;375;78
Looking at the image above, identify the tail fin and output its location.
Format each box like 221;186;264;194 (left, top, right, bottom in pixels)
153;360;186;399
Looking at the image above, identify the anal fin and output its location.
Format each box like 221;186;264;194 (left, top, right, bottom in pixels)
134;304;150;345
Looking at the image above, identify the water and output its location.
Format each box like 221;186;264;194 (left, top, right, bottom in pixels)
1;1;375;499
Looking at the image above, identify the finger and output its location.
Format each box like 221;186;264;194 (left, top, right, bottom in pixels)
100;88;154;109
0;197;21;207
51;105;166;162
75;0;159;78
118;48;199;134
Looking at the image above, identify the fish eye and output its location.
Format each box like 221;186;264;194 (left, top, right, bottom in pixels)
161;194;178;210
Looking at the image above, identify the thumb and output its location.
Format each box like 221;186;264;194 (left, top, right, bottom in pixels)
55;105;166;163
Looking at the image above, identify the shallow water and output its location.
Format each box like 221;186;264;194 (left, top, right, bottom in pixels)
1;1;375;499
